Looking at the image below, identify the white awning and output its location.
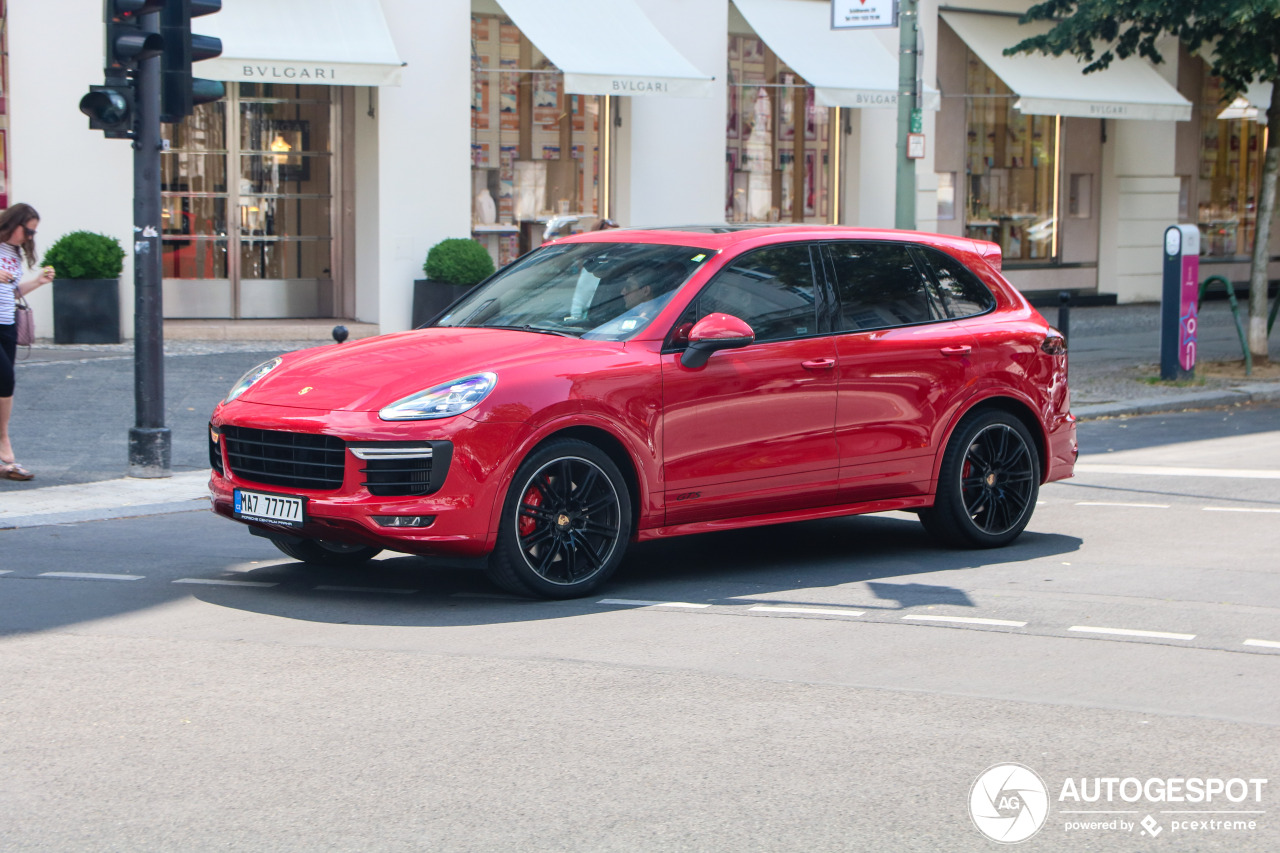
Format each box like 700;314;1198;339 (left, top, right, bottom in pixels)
942;11;1190;121
731;0;939;110
1218;81;1271;122
495;0;713;97
200;0;405;87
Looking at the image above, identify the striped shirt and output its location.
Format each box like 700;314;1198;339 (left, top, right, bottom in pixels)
0;242;21;325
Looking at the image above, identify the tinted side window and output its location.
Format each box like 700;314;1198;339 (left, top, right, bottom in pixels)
919;246;996;318
828;242;942;332
690;245;818;343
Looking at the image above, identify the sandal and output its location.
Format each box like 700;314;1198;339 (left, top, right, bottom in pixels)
0;461;33;481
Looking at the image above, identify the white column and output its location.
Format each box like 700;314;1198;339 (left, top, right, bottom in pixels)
8;0;135;338
1097;120;1180;303
624;0;729;225
372;0;473;331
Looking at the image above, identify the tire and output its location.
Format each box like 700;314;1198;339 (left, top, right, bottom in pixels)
920;409;1041;549
270;537;383;567
485;438;632;599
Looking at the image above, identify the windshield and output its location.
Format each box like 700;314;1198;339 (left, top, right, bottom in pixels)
434;241;713;340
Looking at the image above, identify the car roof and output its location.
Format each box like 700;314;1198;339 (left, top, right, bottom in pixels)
552;224;995;258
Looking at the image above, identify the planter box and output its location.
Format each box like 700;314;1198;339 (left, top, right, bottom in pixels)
412;279;475;328
53;278;122;344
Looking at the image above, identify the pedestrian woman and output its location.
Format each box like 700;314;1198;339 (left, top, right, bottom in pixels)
0;203;55;481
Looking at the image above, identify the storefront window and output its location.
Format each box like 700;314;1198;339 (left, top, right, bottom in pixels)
725;34;833;223
160;83;336;318
470;13;605;266
1198;76;1264;258
964;52;1059;263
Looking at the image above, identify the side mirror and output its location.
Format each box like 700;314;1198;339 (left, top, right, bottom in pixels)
680;312;755;368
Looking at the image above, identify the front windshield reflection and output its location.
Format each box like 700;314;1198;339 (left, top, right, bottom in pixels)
434;242;712;340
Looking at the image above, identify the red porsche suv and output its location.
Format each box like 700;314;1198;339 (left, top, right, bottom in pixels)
208;226;1076;598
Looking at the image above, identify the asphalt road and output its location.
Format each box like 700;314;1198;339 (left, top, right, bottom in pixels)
2;407;1278;851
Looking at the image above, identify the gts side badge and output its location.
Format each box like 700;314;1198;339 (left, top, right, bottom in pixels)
674;492;701;501
298;386;313;395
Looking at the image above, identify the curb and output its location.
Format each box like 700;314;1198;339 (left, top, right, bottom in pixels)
1074;383;1280;420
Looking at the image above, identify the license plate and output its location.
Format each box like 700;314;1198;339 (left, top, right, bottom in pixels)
234;489;306;528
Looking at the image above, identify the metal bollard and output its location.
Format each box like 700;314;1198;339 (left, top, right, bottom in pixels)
1057;291;1071;348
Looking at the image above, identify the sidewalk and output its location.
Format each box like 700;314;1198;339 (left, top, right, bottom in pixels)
1;302;1277;528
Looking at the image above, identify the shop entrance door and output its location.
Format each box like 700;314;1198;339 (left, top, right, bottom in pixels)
162;83;338;319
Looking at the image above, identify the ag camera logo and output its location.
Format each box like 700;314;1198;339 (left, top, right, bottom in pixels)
970;763;1050;843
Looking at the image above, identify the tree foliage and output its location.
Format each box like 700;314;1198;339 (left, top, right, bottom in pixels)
1008;0;1280;101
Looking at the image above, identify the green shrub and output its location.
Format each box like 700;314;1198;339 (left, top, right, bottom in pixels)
42;231;126;279
424;238;495;286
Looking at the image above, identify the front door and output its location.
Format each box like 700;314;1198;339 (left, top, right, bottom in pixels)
662;244;838;525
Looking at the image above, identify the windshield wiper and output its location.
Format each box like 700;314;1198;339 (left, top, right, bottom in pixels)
483;324;575;337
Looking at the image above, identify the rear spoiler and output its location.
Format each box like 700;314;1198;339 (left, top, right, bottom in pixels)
971;239;1003;273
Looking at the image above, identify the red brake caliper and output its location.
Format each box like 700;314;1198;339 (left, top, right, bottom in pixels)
518;486;542;537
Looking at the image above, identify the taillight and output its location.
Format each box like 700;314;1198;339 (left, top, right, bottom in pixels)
1041;331;1067;355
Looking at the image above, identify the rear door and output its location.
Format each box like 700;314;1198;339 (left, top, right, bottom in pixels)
824;241;979;503
661;243;839;525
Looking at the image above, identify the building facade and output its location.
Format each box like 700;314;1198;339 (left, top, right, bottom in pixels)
4;0;1276;337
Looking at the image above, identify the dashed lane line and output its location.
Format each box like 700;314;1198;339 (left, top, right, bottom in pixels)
903;614;1027;627
1069;625;1196;641
37;571;144;581
749;605;865;617
1075;463;1280;480
596;599;710;609
1244;639;1280;650
1075;501;1171;509
172;578;279;588
1204;507;1280;514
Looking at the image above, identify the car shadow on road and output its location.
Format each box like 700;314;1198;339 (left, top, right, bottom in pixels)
0;510;1081;635
181;512;1082;628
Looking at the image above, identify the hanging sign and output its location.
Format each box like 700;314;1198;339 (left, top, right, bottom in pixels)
831;0;899;29
906;133;926;159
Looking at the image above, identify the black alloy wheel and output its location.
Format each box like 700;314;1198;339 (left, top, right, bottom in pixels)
270;537;383;567
920;410;1040;548
486;438;631;598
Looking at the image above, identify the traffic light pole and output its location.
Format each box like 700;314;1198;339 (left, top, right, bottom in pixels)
894;0;919;230
128;7;170;478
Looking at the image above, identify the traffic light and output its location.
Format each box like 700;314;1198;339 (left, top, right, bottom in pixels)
105;0;165;71
80;1;164;138
160;0;225;122
80;77;136;137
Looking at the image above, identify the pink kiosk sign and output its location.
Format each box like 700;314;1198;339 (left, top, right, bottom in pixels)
1161;225;1200;380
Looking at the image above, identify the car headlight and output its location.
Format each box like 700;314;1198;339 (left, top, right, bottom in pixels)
379;373;498;421
224;357;282;403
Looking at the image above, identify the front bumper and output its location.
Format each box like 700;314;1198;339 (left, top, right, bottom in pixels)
209;406;526;557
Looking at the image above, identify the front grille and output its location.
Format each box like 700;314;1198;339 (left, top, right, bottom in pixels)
223;426;346;491
354;442;452;497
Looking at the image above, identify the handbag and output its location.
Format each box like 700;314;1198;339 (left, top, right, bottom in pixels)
15;294;34;347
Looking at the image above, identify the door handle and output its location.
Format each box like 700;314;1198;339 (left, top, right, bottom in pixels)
802;358;836;369
940;345;972;356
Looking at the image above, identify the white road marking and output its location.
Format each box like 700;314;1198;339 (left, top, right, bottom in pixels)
38;571;143;581
749;605;865;617
597;598;710;609
1204;506;1280;514
1075;463;1280;480
1069;625;1195;641
314;585;418;595
173;578;278;588
1075;501;1170;508
450;592;527;601
0;570;11;575
1244;639;1280;649
903;614;1027;627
